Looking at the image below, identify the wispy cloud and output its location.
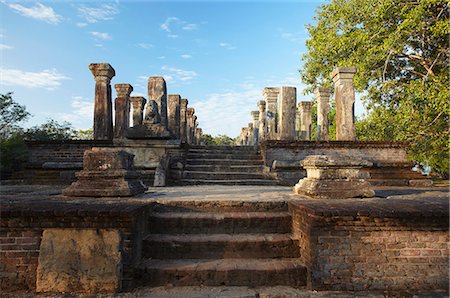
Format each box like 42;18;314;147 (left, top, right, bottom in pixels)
161;65;197;84
0;68;70;90
56;96;93;128
160;16;199;37
180;54;192;59
280;30;307;44
161;17;179;32
77;3;119;23
136;43;154;49
76;22;88;27
158;56;166;59
0;44;13;50
219;42;236;50
4;2;62;24
91;31;112;40
182;23;198;31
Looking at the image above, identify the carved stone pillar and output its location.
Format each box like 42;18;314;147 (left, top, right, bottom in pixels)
148;76;168;129
130;96;146;127
299;101;313;140
263;87;279;140
193;115;198;145
242;128;248;146
89;63;115;140
257;100;266;142
251;111;260;145
186;108;195;144
295;109;301;141
331;67;357;141
180;99;188;143
114;84;133;139
278;87;297;141
247;123;254;146
168;94;181;139
315;87;331;141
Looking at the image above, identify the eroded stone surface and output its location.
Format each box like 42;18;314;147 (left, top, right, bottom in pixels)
263;87;279;140
148;77;168;129
114;84;133;139
299;101;312;140
36;228;121;294
278;87;296;141
315;87;331;141
127;100;171;139
168;94;181;139
130;96;147;126
257;100;267;143
180;99;188;143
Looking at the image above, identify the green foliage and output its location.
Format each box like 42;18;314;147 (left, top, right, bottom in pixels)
74;129;94;140
302;0;449;176
24;119;77;141
0;133;28;177
200;133;235;146
0;92;30;139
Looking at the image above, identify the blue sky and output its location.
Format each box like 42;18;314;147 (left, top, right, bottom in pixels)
1;0;363;137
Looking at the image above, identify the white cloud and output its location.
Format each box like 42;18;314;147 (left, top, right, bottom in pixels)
280;30;306;44
160;17;199;37
0;68;70;90
157;56;166;59
219;42;236;50
180;54;192;59
5;2;62;24
91;31;112;40
56;96;93;128
0;43;13;50
161;65;197;83
160;17;179;32
168;34;179;39
182;23;198;31
77;3;119;23
76;22;87;27
136;43;154;49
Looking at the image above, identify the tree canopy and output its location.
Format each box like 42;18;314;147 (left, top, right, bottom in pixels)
302;0;449;176
0;92;30;139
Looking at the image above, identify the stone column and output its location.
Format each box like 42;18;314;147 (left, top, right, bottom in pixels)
180;99;188;143
251;111;260;145
247;123;254;146
257;100;266;142
315;87;331;141
193;115;198;145
242;128;248;146
195;128;202;145
130;96;147;126
186;108;195;144
295;109;301;141
148;76;168;129
263;87;279;140
168;94;181;139
114;84;133;139
299;101;313;140
239;128;245;145
278;87;297;141
89;63;115;140
331;67;357;141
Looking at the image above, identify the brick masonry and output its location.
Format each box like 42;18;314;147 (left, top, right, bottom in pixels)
289;195;449;291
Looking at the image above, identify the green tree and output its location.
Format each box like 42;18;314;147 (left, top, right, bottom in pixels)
24;119;76;141
74;129;94;140
302;0;449;176
199;133;236;146
0;92;30;139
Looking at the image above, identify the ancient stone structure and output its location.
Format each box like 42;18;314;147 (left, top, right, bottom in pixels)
168;94;181;139
315;87;331;141
299;101;313;141
130;96;147;126
293;154;375;199
278;87;297;141
180;99;188;143
242;127;249;145
114;84;133;139
63;148;147;197
195;128;202;145
331;67;357;141
263;87;279;140
193;115;198;145
247;123;254;146
186;108;195;144
126;100;171;139
148;77;168;129
295;109;301;141
251;111;260;145
89;63;115;140
257;100;266;143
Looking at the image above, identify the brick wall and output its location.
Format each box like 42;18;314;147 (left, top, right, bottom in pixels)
289;196;449;291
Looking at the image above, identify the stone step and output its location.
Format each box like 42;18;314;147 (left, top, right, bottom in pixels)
148;212;291;234
182;171;268;180
189;145;257;151
369;171;427;179
184;165;264;173
152;200;289;213
188;150;260;156
143;234;300;259
178;179;278;186
185;159;264;166
137;258;307;287
369;179;410;186
186;153;262;160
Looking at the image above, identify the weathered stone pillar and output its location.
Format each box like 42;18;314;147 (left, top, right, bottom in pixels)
195;128;202;145
251;111;260;145
278;87;297;141
193;115;198;145
89;63;115;140
114;84;133;139
242;128;248;146
239;128;245;145
315;87;331;141
295;109;301;141
148;76;168;129
247;123;254;146
263;87;279;140
180;99;188;143
130;96;147;126
168;94;181;139
331;67;357;141
257;100;266;142
186;108;195;144
299;101;313;141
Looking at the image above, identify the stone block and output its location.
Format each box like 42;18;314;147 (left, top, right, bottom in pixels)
36;228;121;294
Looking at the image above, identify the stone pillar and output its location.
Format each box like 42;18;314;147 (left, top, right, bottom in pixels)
295;109;301;141
130;96;147;126
193;115;198;145
331;67;357;141
239;128;245;145
247;123;254;146
168;94;181;139
114;84;133;139
148;76;168;129
180;99;188;143
278;87;297;141
195;128;202;145
299;101;313;140
263;87;279;140
315;87;331;141
251;111;260;145
89;63;115;140
242;128;248;146
186;108;195;144
257;100;266;142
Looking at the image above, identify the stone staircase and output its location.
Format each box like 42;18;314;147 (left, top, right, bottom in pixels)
177;146;277;185
135;200;307;288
